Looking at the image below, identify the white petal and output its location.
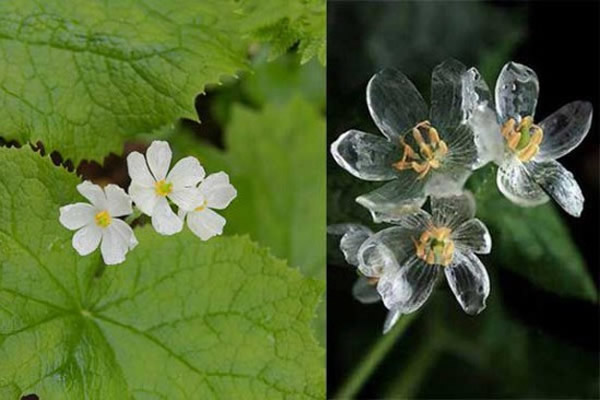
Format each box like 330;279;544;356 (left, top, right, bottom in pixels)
77;181;107;209
128;183;158;216
104;184;133;217
356;179;426;223
497;159;548;207
169;187;201;212
352;276;381;304
146;140;172;181
126;151;155;187
357;226;416;277
100;221;135;265
59;203;95;230
445;250;490;315
111;219;138;250
452;218;491;254
537;101;593;161
495;62;539;122
527;160;584;217
377;256;440;313
72;225;102;256
431;192;476;230
199;172;237;210
383;309;402;334
430;59;467;129
151;197;183;235
330;129;400;181
167;156;205;188
186;208;226;241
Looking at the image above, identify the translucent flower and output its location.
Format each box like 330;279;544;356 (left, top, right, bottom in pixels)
59;181;138;265
356;194;492;316
328;223;404;334
472;62;593;217
330;60;480;222
178;172;237;240
127;140;205;235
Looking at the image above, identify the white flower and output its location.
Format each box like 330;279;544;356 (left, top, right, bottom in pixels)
127;140;205;235
179;172;237;240
59;181;138;265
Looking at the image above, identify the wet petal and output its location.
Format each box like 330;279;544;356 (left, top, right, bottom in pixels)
199;172;237;209
430;59;467;129
356;178;426;223
367;68;428;142
439;123;479;171
72;224;102;256
497;159;548;207
151;197;183;235
187;208;226;241
100;220;136;265
167;156;205;189
128;183;158;216
169;187;201;212
537;101;593;161
383;309;402;334
126;151;155;187
445;250;490;315
431;192;475;229
104;184;133;217
527;160;584;217
77;181;106;209
59;203;95;230
330;129;400;181
328;224;373;266
352;276;381;304
377;256;440;313
146;140;172;181
452;218;491;254
424;166;471;198
495;62;539;122
357;226;419;277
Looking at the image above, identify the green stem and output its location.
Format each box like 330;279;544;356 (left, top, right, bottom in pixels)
124;206;143;225
333;312;419;399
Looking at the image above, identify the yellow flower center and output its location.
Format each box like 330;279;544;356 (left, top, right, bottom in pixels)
413;225;455;266
154;180;173;196
194;201;207;212
94;210;112;228
501;116;543;162
392;120;448;179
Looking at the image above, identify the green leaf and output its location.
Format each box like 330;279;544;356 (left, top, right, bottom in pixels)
0;0;325;164
0;146;324;399
469;165;597;302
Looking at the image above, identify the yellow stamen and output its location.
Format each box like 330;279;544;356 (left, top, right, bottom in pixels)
94;210;112;228
392;121;448;179
413;226;454;266
154;180;173;196
194;201;207;212
501;116;544;162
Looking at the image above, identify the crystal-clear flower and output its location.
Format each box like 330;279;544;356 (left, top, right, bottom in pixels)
127;140;205;235
178;172;237;240
59;181;138;265
472;62;593;217
330;60;481;222
328;223;404;334
356;194;492;316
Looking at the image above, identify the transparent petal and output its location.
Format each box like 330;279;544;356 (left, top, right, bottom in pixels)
526;160;584;217
387;209;432;231
330;129;400;181
187;208;226;241
537;101;593;161
77;181;107;209
425;166;471;198
128;183;158;216
377;256;440;313
430;59;467;129
367;68;428;142
126;151;155;187
452;218;491;254
440;123;479;171
199;172;237;210
169;187;201;212
327;224;373;266
356;178;426;223
383;309;402;334
352;276;381;304
356;226;414;278
151;197;183;235
146;140;172;181
431;192;475;229
167;156;205;189
496;159;548;207
72;224;102;256
461;67;494;120
495;62;539;122
104;184;132;217
59;203;95;230
445;250;490;315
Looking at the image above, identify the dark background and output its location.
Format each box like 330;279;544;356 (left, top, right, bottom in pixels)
327;1;599;398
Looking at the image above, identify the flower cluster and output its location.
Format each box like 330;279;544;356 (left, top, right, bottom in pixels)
330;60;592;332
60;141;237;265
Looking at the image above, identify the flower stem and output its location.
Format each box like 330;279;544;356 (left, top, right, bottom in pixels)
333;312;419;399
124;207;143;225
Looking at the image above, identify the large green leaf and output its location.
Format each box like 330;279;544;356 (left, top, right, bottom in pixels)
0;0;325;164
0;146;324;399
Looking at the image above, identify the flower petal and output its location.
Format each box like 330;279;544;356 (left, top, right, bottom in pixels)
352;276;381;304
199;172;237;210
527;160;584;217
126;151;155;187
328;224;373;266
151;197;183;235
496;159;548;207
377;256;440;313
445;250;490;315
356;179;426;223
430;59;467;129
431;193;475;230
104;184;133;217
186;208;226;241
367;68;428;142
59;203;96;230
357;226;417;277
77;181;106;209
452;218;491;254
128;183;158;216
330;129;400;181
383;309;402;335
537;101;593;161
167;156;205;189
169;187;201;212
424;166;471;198
100;220;137;265
72;224;102;256
495;62;539;122
146;140;172;181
